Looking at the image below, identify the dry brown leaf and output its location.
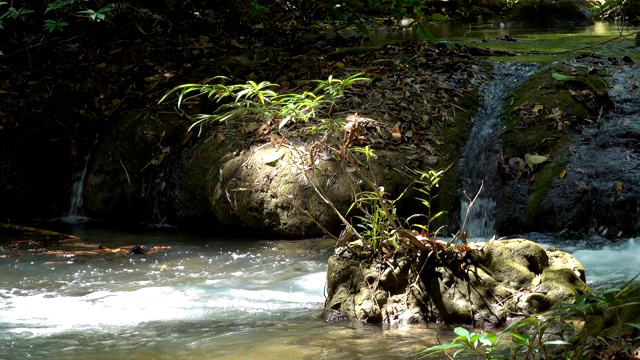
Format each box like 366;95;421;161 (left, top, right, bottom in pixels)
391;123;402;141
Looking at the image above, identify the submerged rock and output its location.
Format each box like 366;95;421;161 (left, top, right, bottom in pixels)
324;239;588;327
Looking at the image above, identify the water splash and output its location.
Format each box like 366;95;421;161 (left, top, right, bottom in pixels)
459;62;538;239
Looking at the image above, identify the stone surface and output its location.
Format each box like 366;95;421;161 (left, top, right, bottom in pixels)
324;238;589;327
494;60;640;239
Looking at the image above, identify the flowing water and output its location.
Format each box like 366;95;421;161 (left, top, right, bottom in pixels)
0;224;445;360
459;62;539;238
2;224;639;360
64;136;99;223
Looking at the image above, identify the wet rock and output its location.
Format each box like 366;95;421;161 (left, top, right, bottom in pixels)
324;239;588;327
129;245;148;255
495;59;640;238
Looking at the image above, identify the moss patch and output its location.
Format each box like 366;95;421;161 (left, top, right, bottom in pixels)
525;159;568;225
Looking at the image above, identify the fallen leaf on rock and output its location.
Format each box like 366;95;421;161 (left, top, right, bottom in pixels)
532;274;541;287
615;181;623;191
552;72;576;81
572;168;585;174
532;104;544;115
546;107;563;121
559;169;567;178
264;149;286;166
525;153;550;169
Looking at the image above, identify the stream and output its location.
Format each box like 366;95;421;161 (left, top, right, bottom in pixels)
0;224;444;360
1;224;640;360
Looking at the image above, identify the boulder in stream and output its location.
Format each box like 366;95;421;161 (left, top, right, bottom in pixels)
324;238;588;327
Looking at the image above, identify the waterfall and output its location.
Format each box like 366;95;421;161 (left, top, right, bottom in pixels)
63;136;99;223
459;62;538;239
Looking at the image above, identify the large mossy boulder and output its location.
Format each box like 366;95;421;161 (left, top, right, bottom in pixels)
324;239;588;327
493;58;640;238
81;42;479;237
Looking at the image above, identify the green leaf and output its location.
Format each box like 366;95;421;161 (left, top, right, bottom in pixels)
543;340;571;346
431;13;447;21
419;342;465;354
355;22;369;37
552;72;577;81
453;327;470;338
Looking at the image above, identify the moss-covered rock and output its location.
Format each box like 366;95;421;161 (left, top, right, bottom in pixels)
495;59;621;236
324;238;589;327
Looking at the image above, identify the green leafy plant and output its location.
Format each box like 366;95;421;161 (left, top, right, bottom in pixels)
407;168;448;237
421;327;504;359
45;0;76;14
77;6;112;22
43;18;68;32
420;273;640;359
159;73;370;134
0;6;35;21
250;0;271;14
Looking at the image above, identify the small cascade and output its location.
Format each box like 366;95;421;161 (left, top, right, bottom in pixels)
459;62;538;239
63;136;98;223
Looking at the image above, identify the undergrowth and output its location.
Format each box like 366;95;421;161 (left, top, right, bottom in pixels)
421;274;640;359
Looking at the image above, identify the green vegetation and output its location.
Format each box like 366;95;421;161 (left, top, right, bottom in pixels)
159;73;369;134
421;274;640;359
160;72;458;251
0;0;111;54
